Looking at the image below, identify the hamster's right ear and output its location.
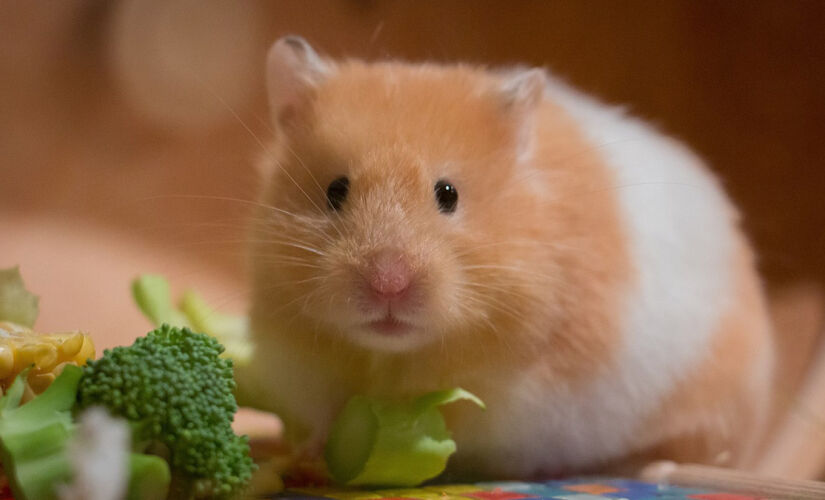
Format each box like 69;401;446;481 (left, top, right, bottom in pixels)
266;36;331;128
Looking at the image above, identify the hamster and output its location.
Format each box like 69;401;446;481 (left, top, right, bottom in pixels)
238;36;774;479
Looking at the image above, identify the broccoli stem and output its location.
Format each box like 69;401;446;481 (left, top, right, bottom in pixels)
128;453;171;500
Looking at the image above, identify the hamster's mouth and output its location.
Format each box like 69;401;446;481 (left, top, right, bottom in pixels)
366;315;414;336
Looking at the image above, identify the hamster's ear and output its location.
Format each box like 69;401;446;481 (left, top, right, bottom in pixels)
501;68;546;112
266;36;331;128
500;69;547;161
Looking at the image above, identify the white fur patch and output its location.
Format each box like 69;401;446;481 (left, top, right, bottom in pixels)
543;78;734;416
451;77;737;475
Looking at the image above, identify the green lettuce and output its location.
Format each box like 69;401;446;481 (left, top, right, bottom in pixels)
325;388;484;487
131;274;251;365
0;266;39;327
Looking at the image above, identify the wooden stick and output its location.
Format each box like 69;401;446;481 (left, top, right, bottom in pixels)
639;461;825;499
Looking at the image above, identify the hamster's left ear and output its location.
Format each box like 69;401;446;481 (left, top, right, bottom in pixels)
266;36;331;128
500;69;547;161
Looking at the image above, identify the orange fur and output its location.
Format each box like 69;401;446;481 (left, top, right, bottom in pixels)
244;40;774;477
250;61;629;389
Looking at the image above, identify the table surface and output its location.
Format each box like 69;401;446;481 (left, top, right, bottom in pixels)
267;478;759;500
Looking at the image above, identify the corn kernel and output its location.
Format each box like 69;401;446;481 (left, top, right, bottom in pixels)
0;327;95;396
32;343;58;372
72;335;95;366
28;371;56;394
13;343;36;372
21;381;36;404
0;344;14;379
56;332;84;358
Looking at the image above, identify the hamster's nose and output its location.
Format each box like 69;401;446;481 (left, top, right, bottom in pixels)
367;248;413;299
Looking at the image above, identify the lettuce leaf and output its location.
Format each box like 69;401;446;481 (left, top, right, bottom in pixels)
130;274;189;328
325;388;484;487
131;274;251;365
0;266;39;327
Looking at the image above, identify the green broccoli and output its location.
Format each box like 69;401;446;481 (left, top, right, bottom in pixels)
76;324;256;499
0;365;170;500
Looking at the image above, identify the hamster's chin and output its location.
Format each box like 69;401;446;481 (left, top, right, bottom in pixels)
346;320;435;353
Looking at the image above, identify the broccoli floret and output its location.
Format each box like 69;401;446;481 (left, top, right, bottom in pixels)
76;325;255;499
0;365;170;500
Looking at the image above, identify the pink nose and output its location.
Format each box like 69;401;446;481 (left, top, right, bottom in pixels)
367;249;413;299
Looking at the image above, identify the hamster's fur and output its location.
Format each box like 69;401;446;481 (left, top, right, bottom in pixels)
239;36;774;478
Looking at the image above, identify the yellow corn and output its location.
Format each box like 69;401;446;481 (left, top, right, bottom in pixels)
0;344;14;379
57;332;84;358
0;321;96;402
27;372;56;394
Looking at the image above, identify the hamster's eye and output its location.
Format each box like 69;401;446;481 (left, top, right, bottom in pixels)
434;179;458;214
326;176;349;211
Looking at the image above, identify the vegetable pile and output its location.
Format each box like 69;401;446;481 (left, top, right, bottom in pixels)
0;267;487;498
0;325;255;500
0;268;254;499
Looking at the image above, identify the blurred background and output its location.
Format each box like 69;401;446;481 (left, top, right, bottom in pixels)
1;0;825;478
6;0;825;340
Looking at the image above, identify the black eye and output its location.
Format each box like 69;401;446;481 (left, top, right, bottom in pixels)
326;176;349;211
434;179;458;214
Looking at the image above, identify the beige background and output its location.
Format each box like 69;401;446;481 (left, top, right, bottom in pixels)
1;0;823;348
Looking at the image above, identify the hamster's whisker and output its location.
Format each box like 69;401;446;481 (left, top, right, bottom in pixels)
268;150;331;223
461;264;565;286
454;293;515;358
458;286;525;325
277;143;330;206
235;236;330;257
252;192;342;245
249;108;276;136
134;194;338;244
299;286;329;315
257;283;325;316
138;193;275;212
181;62;272;156
177;235;327;259
463;280;535;298
132;217;254;235
251;276;326;304
460;290;527;324
458;297;499;334
462;282;540;312
271;241;328;257
258;217;336;246
452;238;566;258
244;227;332;252
287;275;329;286
278;146;348;240
462;264;538;273
248;258;322;271
235;234;324;247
